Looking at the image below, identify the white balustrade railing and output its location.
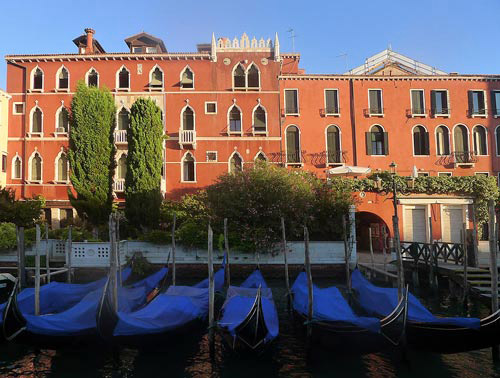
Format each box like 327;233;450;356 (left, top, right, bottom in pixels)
179;129;196;147
113;179;125;192
114;130;128;143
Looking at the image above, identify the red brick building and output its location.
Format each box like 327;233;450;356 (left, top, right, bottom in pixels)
4;29;500;249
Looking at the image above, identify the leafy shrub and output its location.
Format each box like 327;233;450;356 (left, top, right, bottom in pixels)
0;223;17;252
176;220;208;249
139;230;171;245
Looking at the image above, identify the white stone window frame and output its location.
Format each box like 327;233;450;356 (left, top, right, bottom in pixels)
472;124;488;156
29;105;44;137
12;102;25;115
55;105;69;136
324;88;340;116
206;151;218;162
411;124;430;157
180;65;195;90
451;123;471;154
85;67;100;87
55;65;70;92
245;62;261;90
252;102;268;136
285;124;303;166
149;64;164;91
205;101;217;115
435;124;451;156
367;88;384;116
409;89;426;117
181;151;196;183
180;104;196;132
30;65;44;92
227;103;243;135
27;149;43;183
469;89;488;118
284;88;300;116
438;172;452;177
54;148;70;183
11;153;22;180
228;151;244;173
253;151;268;162
324;124;342;165
431;89;451;118
232;63;246;90
116;65;131;91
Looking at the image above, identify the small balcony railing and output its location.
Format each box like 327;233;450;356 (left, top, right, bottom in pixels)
179;129;196;149
326;150;346;165
452;151;477;166
320;107;340;117
406;108;428;117
469;108;487;117
114;130;127;144
364;108;384;117
431;107;450;117
113;179;125;192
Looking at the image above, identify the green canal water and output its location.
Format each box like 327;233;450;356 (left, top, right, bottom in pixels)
1;276;500;378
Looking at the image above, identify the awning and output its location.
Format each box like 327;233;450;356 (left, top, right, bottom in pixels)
328;165;371;176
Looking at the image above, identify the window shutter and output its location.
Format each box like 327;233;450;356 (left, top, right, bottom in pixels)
497;128;500;155
492;91;498;116
468;91;474;115
383;132;389;155
424;131;430;155
413;131;420;155
430;90;436;114
365;132;372;155
287;129;298;162
327;129;337;162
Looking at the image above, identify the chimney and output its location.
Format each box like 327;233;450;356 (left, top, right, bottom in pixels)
84;28;95;54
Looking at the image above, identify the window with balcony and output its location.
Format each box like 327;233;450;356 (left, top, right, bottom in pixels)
233;64;246;89
366;125;388;155
453;124;471;164
87;68;99;87
229;153;243;173
286;125;301;164
411;89;425;115
326;125;341;164
491;91;500;116
436;125;450;156
284;89;299;115
150;66;163;89
247;64;260;89
473;125;487;155
324;89;339;115
12;155;22;179
31;107;43;134
57;67;69;90
413;125;429;155
182;106;194;131
117;66;130;90
32;67;43;91
180;66;194;89
182;153;195;182
253;105;266;134
431;90;449;116
57;107;69;133
229;105;242;133
368;89;383;115
56;153;69;182
469;91;486;116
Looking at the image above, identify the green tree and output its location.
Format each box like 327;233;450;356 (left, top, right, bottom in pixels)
0;188;43;228
68;81;116;233
125;98;164;230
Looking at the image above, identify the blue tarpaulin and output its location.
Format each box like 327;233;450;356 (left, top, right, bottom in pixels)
292;271;381;333
218;270;279;343
112;267;225;337
21;267;166;336
351;269;480;329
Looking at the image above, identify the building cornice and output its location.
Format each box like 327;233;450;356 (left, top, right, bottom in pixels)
5;52;211;63
278;74;500;82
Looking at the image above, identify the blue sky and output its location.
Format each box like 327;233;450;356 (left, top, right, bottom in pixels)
1;0;499;89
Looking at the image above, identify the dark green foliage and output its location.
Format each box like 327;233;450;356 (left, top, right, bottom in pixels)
0;188;43;228
125;98;164;230
68;81;116;228
138;230;171;244
48;226;95;242
0;223;17;251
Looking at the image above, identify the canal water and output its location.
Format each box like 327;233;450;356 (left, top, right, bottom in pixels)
1;275;500;377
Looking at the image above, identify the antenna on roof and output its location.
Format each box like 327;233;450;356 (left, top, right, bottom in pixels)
336;53;348;72
287;29;297;52
388;43;392;51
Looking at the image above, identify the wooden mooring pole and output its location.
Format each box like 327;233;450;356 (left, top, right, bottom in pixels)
342;215;351;294
66;226;72;283
368;228;374;269
45;223;50;284
208;223;215;355
224;218;231;288
116;216;122;287
16;226;26;289
471;202;479;268
281;217;291;309
428;216;437;291
34;224;41;316
304;226;313;348
109;215;118;312
171;213;176;286
461;223;468;305
488;199;499;361
382;225;388;282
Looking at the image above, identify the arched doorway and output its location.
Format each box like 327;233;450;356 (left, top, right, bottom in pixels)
356;211;390;253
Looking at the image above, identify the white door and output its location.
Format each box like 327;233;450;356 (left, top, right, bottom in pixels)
441;206;463;243
403;206;427;242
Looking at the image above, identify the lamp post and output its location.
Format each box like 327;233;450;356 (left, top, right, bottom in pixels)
389;162;405;298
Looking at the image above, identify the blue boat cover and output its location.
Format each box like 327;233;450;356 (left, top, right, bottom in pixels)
218;270;279;343
0;267;132;326
292;271;380;333
351;269;480;329
112;267;225;336
21;267;166;336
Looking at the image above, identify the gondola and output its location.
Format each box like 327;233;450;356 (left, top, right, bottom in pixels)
291;271;407;354
2;266;167;348
217;269;279;354
351;269;500;353
96;266;226;347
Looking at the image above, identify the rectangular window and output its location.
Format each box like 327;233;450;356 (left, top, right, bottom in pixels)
469;90;486;116
368;89;383;115
145;47;157;53
438;172;452;177
206;151;218;162
205;102;217;114
13;103;25;115
411;89;425;115
284;89;299;115
324;89;339;115
417;172;429;177
1;154;6;173
431;90;449;116
491;91;500;116
132;47;143;53
475;172;489;177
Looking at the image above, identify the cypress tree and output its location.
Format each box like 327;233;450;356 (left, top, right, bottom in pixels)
125;98;163;230
68;81;116;232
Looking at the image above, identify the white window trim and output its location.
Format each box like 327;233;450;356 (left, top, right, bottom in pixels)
368;124;387;156
410;89;426;117
148;64;164;91
30;65;44;92
54;149;69;183
495;125;500;157
452;124;470;153
29;106;44;137
253;151;268;162
27;150;43;183
252;103;268;136
205;101;217;115
245;62;261;90
55;65;70;92
11;153;22;180
435;124;451;156
206;151;218;162
469;89;488;118
12;102;25;115
323;88;340;116
228;151;244;173
285;124;303;166
475;172;490;176
115;152;128;181
417;172;430;177
324;124;342;165
368;88;384;116
116;106;131;131
284;88;300;116
116;65;131;91
55;105;69;136
492;90;500;117
431;89;450;117
227;104;243;135
232;63;246;90
411;124;430;157
438;172;453;177
472;124;488;156
181;151;196;183
180;65;195;90
85;67;99;87
180;104;196;131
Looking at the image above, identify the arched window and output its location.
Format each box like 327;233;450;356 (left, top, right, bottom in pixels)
32;67;43;90
229;153;243;173
30;152;42;181
117;67;130;89
180;67;194;89
117;154;127;180
326;125;341;164
182;106;194;130
182;153;195;182
56;153;68;182
31;107;43;134
247;64;260;88
254;151;267;162
57;107;69;133
436;126;450;156
286;125;301;164
367;125;387;155
150;66;163;89
473;125;487;155
496;126;500;156
453;125;469;153
233;64;245;89
229;105;242;133
253;105;266;133
12;155;22;179
413;126;429;155
87;68;99;87
57;67;69;90
117;108;130;131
